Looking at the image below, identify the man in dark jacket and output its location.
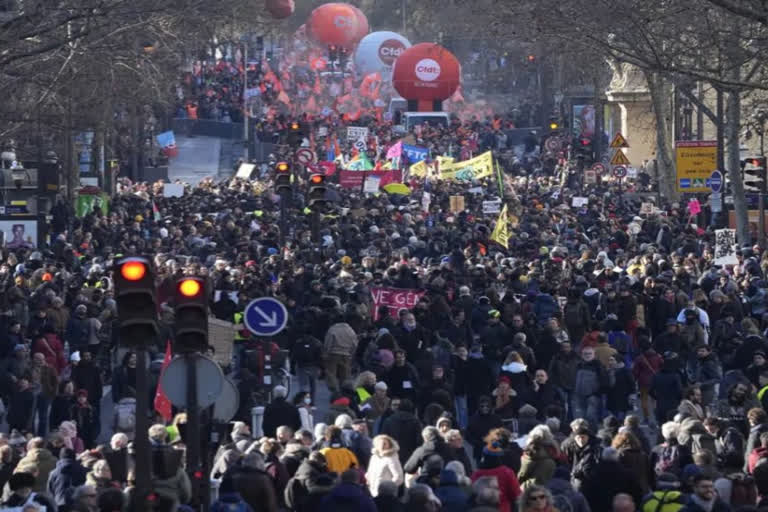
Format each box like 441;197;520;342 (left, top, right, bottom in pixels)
71;350;102;414
467;396;503;464
65;304;90;352
320;469;376;512
581;447;643;512
403;426;453;475
384;349;421;402
380;399;422;465
262;385;301;438
226;452;279;512
680;474;732;512
284;451;333;512
47;447;88;507
548;342;580;417
686;345;723;407
571;347;606;428
479;309;509;372
568;427;601;491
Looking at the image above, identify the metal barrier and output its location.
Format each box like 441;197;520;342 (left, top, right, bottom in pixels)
171;118;244;139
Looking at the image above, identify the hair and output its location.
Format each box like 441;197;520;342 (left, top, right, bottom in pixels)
749;408;768;424
378;480;398;497
325;425;342;442
503;351;523;364
624;414;640;428
661;421;680;441
334;414;353;429
693;449;715;466
611;431;642;451
570;418;589;432
92;459;111;478
445;429;462;443
684;385;701;400
602;447;620;461
520;485;553;509
545;417;561;433
272;385;287;399
26;437;45;450
148;424;168;443
702;417;720;429
760;431;768;447
120;351;136;367
692;472;714;485
73;484;97;500
527;425;555;448
0;445;11;463
473;476;501;506
241;452;265;471
354;371;377;388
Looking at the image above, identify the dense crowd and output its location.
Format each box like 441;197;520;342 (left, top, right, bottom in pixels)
2;46;767;512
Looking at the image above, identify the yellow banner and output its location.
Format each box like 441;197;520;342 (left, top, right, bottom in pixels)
490;204;509;249
410;160;429;178
438;151;494;181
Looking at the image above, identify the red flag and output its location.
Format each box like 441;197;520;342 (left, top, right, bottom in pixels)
154;341;173;422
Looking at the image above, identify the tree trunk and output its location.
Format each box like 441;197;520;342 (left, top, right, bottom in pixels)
726;87;749;243
646;71;677;200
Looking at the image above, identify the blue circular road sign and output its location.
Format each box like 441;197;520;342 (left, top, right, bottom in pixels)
709;170;723;193
243;297;288;337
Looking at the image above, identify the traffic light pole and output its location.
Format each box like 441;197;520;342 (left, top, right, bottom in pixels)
761;133;766;248
186;354;202;509
133;348;151;512
279;191;287;248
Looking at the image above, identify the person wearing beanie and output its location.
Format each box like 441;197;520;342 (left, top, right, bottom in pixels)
2;471;56;511
404;426;452;477
470;441;521;512
47;446;88;507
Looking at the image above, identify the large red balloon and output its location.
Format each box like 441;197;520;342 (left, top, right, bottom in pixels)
392;43;461;101
307;3;366;48
266;0;295;19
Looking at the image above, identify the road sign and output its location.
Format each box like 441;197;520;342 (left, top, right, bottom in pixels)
212;377;239;422
591;163;606;174
244;297;288;337
161;354;224;409
609;132;630;148
676;140;717;193
613;166;627;178
296;148;314;165
610;149;631;166
709;170;723;193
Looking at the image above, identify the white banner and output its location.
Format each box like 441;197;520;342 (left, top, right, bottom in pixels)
347;126;369;141
482;199;502;214
715;229;738;265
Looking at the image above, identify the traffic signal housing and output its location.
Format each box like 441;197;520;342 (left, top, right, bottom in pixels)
287;122;304;148
114;257;158;348
742;157;767;193
274;161;291;194
547;117;561;133
173;277;209;354
308;173;327;207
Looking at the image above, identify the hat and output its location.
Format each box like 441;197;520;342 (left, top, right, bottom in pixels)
375;381;387;391
498;376;511;385
340;256;352;266
488;309;500;318
70;351;81;362
75;304;87;313
482;442;504;457
13;344;25;352
8;472;35;491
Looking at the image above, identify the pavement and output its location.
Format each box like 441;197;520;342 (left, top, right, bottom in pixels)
168;136;222;184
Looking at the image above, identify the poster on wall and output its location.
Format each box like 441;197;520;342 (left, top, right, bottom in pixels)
0;219;37;249
572;104;595;138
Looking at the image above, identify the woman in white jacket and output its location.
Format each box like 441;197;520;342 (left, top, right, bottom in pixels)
366;434;404;496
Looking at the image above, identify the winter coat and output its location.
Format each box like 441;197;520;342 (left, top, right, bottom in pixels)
365;436;403;496
617;447;651;494
49;394;74;431
519;445;556;489
573;359;605;398
7;388;35;432
403;438;452;475
686;354;723;404
581;459;643;512
113;397;137;439
262;398;301;438
153;467;192;510
632;351;663;389
678;399;706;421
17;447;57;493
471;463;521;512
320;445;359;474
548;352;581;391
467;412;504;459
323;323;358;357
227;465;279;512
381;411;422;465
66;314;90;348
745;423;768;472
320;482;376;512
435;468;470;512
651;370;684;423
606;364;636;413
546;477;592;512
679;497;732;512
211;492;254;512
384;362;421;400
71;362;102;408
285;460;331;512
569;438;601;490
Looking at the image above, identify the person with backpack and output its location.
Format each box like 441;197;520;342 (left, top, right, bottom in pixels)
642;472;687;512
703;417;746;474
652;422;692;479
112;386;136;440
632;340;663;425
686;346;723;408
747;431;768;474
290;333;323;403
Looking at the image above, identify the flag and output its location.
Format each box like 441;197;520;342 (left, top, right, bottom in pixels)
154;340;173;422
347;152;374;170
495;158;504;197
152;201;161;222
490;204;509;249
386;141;403;160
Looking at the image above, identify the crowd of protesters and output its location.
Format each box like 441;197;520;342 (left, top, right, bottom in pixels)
2;41;768;512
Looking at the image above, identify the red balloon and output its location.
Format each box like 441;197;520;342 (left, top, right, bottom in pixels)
307;3;366;48
349;6;369;45
266;0;295;19
392;43;461;101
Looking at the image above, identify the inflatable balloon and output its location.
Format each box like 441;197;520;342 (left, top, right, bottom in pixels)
354;31;411;77
307;3;366;48
266;0;295;19
392;43;461;101
349;6;369;45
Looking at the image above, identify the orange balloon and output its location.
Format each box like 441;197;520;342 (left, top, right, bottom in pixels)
307;3;366;48
349;5;369;45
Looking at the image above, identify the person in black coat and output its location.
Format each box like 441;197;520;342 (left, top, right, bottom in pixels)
262;385;302;438
528;369;558;419
47;447;88;508
384;349;421;402
651;355;684;423
380;399;423;465
606;355;636;419
466;396;503;464
403;426;452;475
7;377;35;433
465;345;495;413
49;379;75;432
581;446;643;511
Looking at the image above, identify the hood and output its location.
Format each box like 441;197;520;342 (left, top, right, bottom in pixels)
501;361;527;374
439;468;459;486
294;459;324;481
26;448;55;465
372;435;399;457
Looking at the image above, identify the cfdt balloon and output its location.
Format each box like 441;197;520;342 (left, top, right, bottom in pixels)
354;31;411;76
307;3;367;48
265;0;295;19
392;43;461;101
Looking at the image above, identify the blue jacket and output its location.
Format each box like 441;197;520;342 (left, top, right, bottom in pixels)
47;457;88;506
211;492;254;512
435;469;470;512
320;482;376;512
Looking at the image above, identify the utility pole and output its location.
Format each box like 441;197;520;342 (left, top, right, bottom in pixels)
242;35;249;162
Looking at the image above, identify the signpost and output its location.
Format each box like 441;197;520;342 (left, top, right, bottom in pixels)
296;148;315;165
710;170;723;213
610;150;631;166
675;140;717;193
609;133;630;148
243;297;289;337
613;166;627;179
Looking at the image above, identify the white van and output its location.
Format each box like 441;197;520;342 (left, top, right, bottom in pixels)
402;111;450;131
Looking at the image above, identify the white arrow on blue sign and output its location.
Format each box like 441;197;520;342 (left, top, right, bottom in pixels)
708;170;723;193
243;297;288;337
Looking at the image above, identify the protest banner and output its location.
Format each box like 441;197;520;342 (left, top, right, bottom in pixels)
163;184;184;198
371;287;426;320
438;151;494;181
715;229;738;265
483;199;502;214
347;126;369;141
402;144;428;163
449;195;465;212
338;169;402;188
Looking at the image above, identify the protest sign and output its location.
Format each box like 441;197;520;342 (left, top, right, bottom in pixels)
338;170;402;188
363;175;381;194
438;151;494;181
449;195;465;212
715;229;738;265
371;287;426;320
402;144;428;163
483;199;502;214
163;184;184;198
347;126;369;141
571;197;589;208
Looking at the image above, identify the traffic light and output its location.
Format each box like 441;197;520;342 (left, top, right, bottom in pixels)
526;54;536;63
547;117;560;132
328;44;338;63
742;156;767;193
173;277;209;353
574;136;593;160
287;121;303;148
274;161;291;194
339;47;349;69
114;257;158;348
307;173;327;207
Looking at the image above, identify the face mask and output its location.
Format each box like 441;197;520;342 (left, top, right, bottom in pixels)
303;397;312;405
404;322;416;331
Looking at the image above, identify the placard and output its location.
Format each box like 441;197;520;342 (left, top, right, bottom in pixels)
449;195;465;212
347;126;369;141
571;197;589;208
163;183;184;198
483;199;502;214
715;228;738;265
370;287;426;321
363;175;381;194
235;163;256;179
640;202;654;215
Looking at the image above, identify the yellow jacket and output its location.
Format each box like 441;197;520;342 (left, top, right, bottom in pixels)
320;446;359;474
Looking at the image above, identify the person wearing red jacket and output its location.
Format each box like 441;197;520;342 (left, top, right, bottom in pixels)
471;442;521;512
632;338;663;422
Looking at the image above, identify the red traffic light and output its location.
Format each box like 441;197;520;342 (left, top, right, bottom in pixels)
310;174;324;184
290;122;300;131
121;261;147;281
276;162;290;172
178;278;202;297
527;54;536;62
747;158;764;167
580;138;592;146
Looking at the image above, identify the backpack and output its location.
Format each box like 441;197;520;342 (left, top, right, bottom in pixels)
292;336;319;365
115;402;136;433
654;443;682;476
641;490;685;512
719;427;745;469
728;473;758;508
